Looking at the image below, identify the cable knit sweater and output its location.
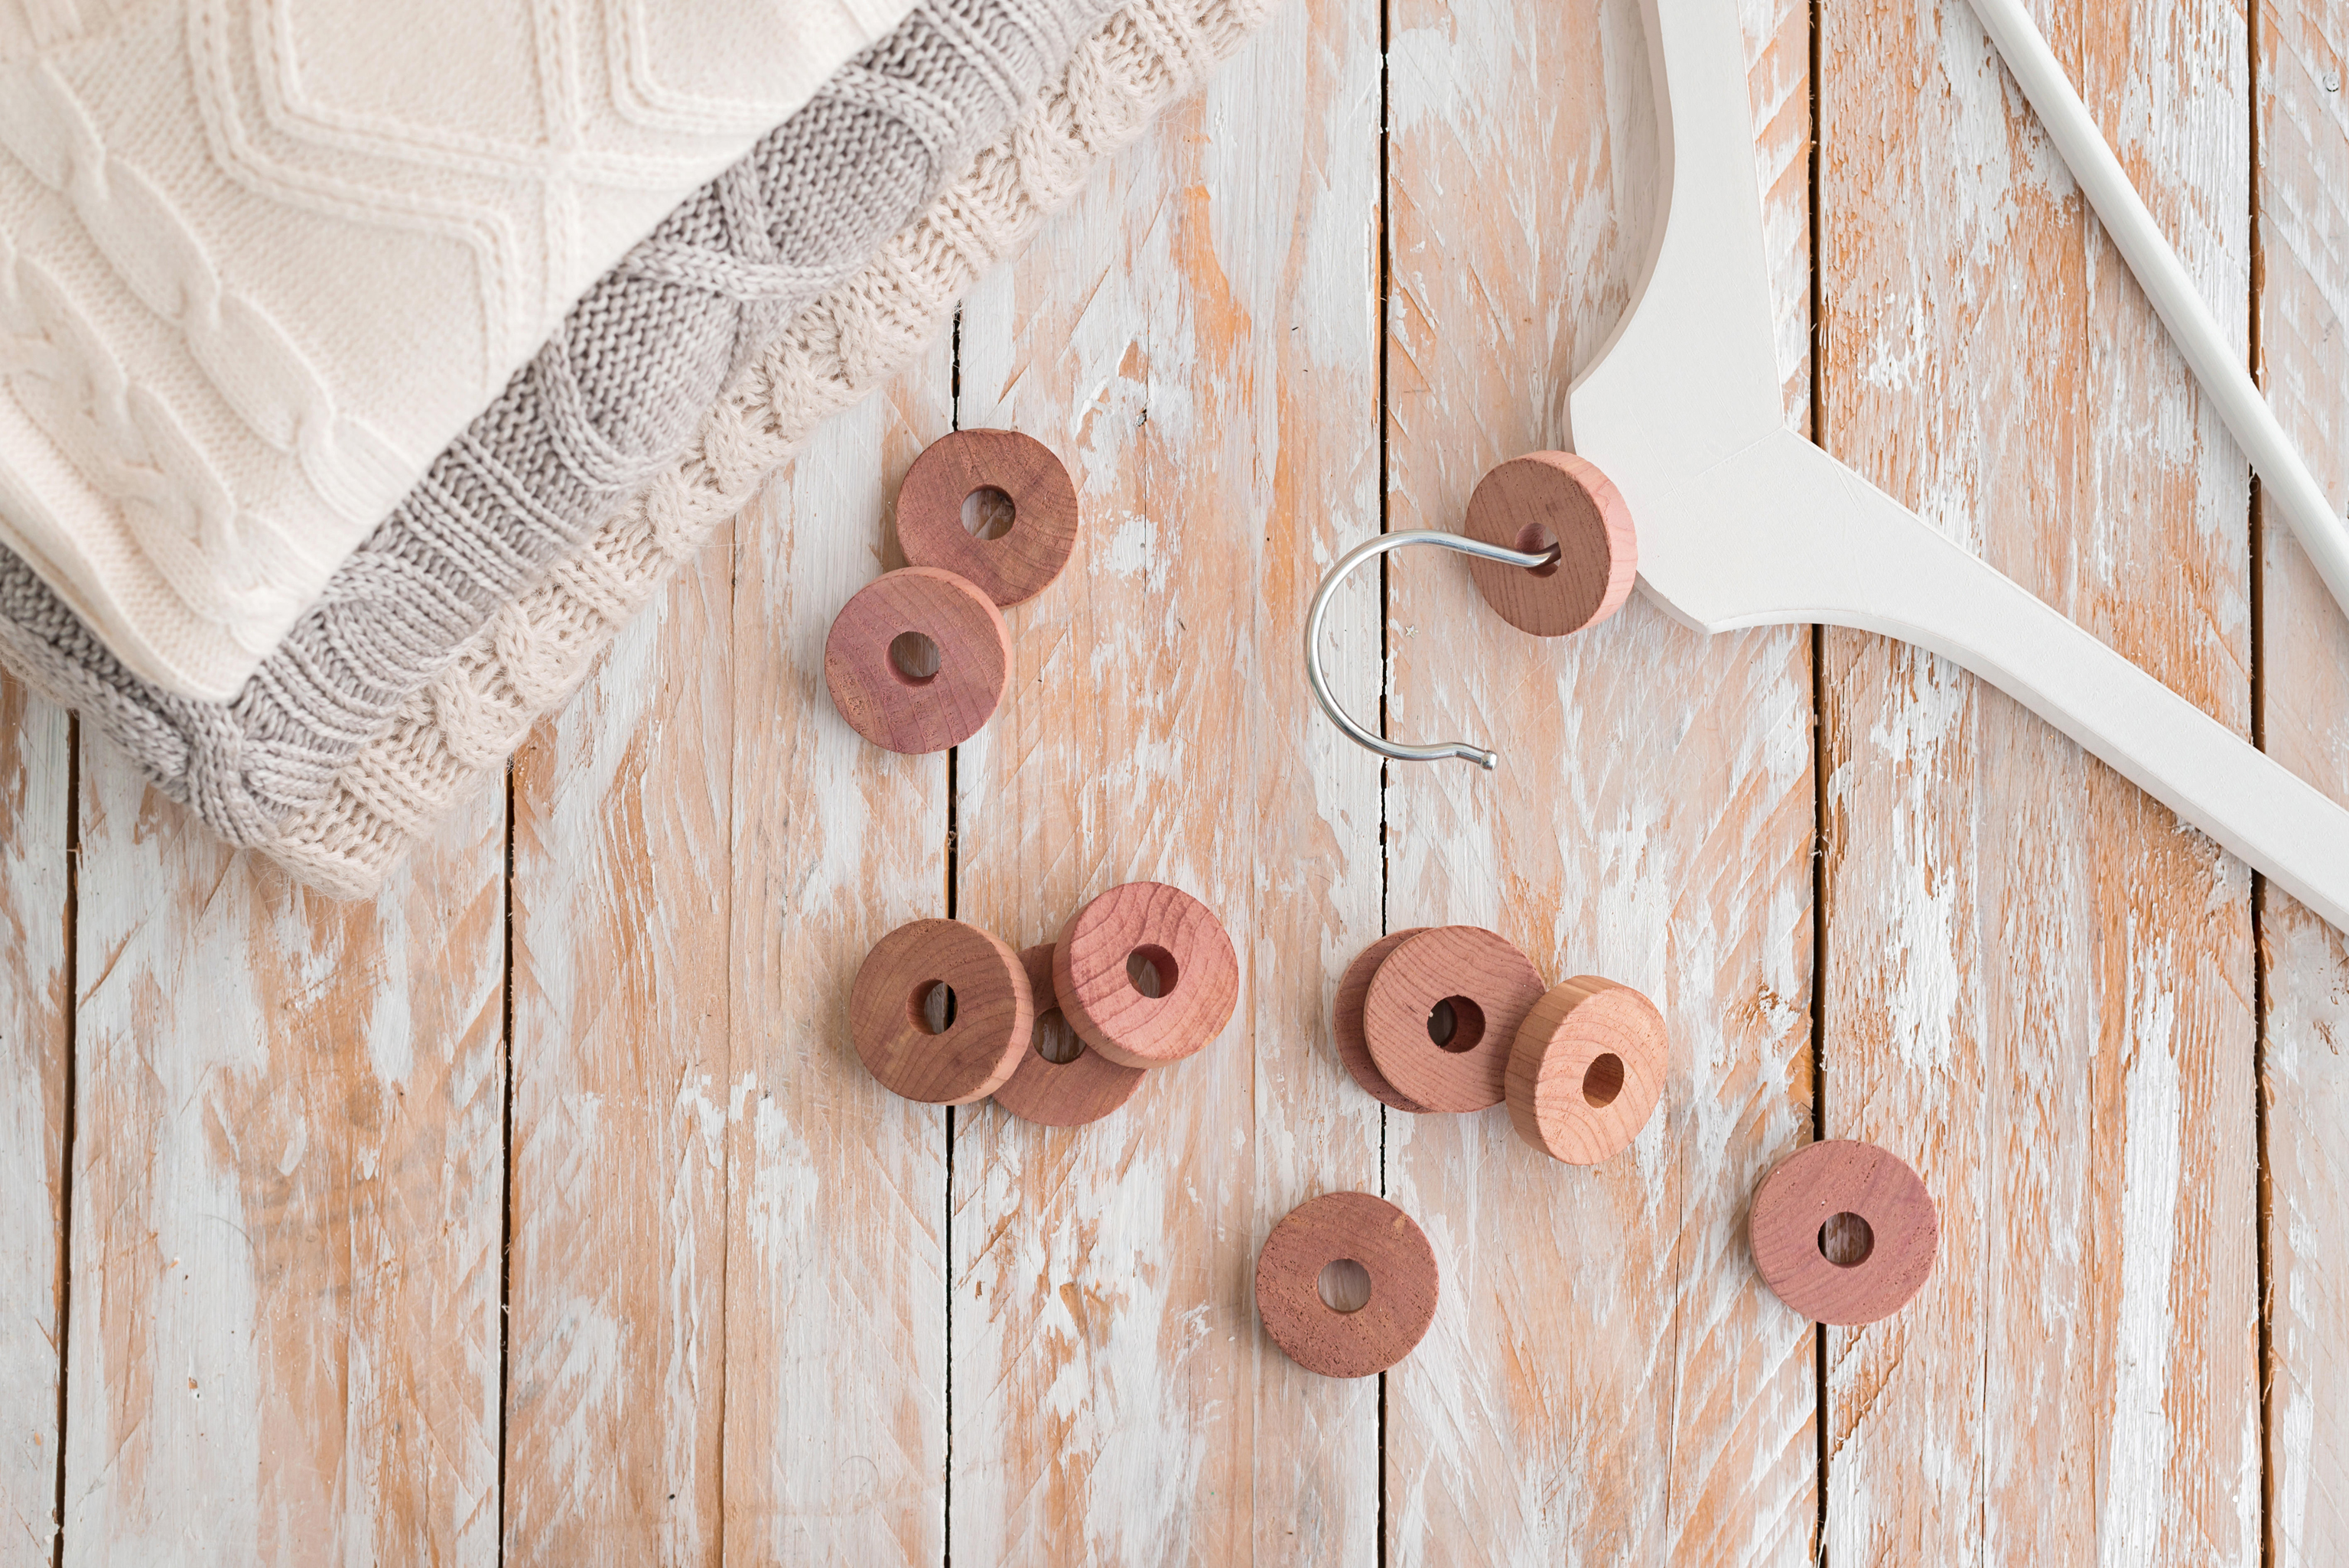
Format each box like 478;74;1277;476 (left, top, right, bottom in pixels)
0;0;1116;846
263;0;1278;896
0;0;910;699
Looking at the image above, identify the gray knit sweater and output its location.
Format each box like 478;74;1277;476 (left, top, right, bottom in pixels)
0;0;1115;845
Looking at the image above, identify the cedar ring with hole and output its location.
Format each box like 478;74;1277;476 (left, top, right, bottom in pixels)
1255;1192;1439;1378
1505;976;1668;1164
1749;1139;1939;1325
849;918;1033;1104
1331;928;1433;1112
1362;926;1545;1112
1460;451;1638;636
894;429;1081;607
1052;882;1239;1069
825;567;1010;753
991;944;1147;1126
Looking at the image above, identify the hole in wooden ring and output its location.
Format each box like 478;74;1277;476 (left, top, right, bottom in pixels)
1127;945;1178;999
1513;521;1562;579
1033;1007;1084;1065
1427;996;1485;1054
1318;1257;1372;1314
889;631;942;685
1818;1212;1875;1268
962;485;1017;541
1582;1052;1625;1108
909;981;957;1036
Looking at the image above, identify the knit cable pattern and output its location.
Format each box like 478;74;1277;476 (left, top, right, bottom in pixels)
0;0;1110;847
0;0;906;699
1;57;411;545
262;0;1278;896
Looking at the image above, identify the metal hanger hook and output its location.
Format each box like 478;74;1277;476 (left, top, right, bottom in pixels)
1303;529;1559;768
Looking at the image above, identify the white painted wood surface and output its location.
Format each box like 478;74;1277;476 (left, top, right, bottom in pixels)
0;679;66;1563
1382;0;1818;1557
1973;0;2349;620
1817;0;2258;1560
717;376;956;1563
2256;1;2349;1561
947;0;1382;1553
947;0;1384;1553
60;763;506;1561
0;0;2341;1561
504;436;740;1556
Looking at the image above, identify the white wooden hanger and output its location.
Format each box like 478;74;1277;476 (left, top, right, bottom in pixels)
1307;0;2349;935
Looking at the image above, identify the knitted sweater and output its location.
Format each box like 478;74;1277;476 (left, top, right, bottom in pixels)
0;0;909;699
265;0;1279;896
0;0;1114;847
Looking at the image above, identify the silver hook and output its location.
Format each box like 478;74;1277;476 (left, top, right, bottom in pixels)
1303;530;1560;769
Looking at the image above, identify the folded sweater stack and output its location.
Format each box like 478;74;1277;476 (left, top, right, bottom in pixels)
0;0;1279;896
0;0;916;696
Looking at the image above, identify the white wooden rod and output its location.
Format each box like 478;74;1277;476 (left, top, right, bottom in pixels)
1968;0;2349;626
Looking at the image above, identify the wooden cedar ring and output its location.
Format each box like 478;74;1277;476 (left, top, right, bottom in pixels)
849;919;1033;1104
1361;926;1545;1113
1331;929;1433;1112
1052;882;1239;1069
893;429;1081;607
824;567;1010;753
1749;1140;1938;1326
991;944;1147;1127
1460;451;1637;636
1254;1192;1439;1378
1505;977;1668;1164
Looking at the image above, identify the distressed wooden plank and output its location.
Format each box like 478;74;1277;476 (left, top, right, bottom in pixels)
60;769;506;1561
1817;0;2259;1559
1381;0;1818;1560
500;526;736;1553
944;0;1384;1553
0;682;68;1565
716;384;954;1560
2256;2;2349;1560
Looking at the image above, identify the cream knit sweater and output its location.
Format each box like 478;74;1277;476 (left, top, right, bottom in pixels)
264;0;1279;896
0;0;1121;848
0;0;910;698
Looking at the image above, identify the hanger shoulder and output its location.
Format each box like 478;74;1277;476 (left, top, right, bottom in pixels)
1637;430;2349;932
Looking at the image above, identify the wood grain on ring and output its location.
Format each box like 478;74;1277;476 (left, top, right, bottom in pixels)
1748;1140;1937;1326
851;919;1033;1104
1505;976;1667;1164
894;428;1081;606
1362;926;1544;1112
1331;928;1433;1112
1052;882;1239;1069
991;944;1147;1127
1459;451;1637;636
1255;1192;1439;1378
825;566;1010;753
